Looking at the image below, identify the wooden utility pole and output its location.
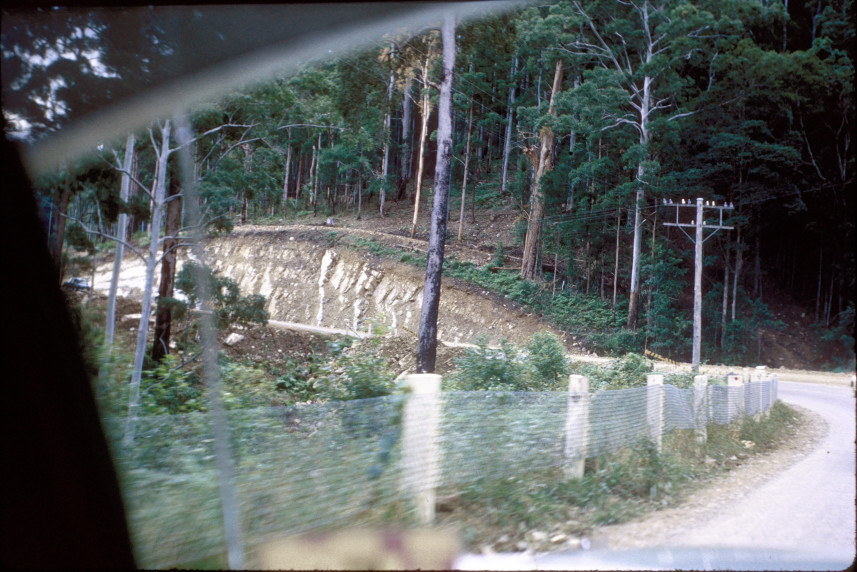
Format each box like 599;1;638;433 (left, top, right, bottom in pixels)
664;198;734;372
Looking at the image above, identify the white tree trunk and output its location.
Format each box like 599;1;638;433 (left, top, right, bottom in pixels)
627;67;653;330
105;133;135;346
410;58;432;238
125;121;171;444
282;128;292;218
381;43;395;216
457;102;474;241
501;56;518;197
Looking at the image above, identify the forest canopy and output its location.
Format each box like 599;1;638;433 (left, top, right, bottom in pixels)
3;0;854;368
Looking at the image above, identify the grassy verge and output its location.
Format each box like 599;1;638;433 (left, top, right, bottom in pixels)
429;400;800;553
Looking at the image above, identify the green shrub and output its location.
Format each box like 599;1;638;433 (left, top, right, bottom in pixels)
140;354;204;414
525;331;569;390
176;261;269;329
574;353;654;391
220;360;278;409
139;354;281;413
276;359;320;402
447;337;527;391
317;338;395;400
814;304;856;370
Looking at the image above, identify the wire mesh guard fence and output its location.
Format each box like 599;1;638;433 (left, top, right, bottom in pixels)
104;375;777;568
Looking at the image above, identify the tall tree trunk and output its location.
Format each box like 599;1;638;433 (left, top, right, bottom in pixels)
126;120;172;444
397;77;413;201
457;101;474;241
584;231;591;294
613;208;621;320
500;56;518;195
151;176;182;362
240;143;253;225
416;13;455;374
356;174;363;220
645;209;657;343
309;142;317;215
521;59;563;280
626;22;656;329
295;152;303;206
282;129;292;219
126;152;140;237
500;56;518;198
172;114;245;569
552;227;559;297
410;58;432;238
380;43;395;217
732;226;743;321
626;180;645;330
105;133;135;347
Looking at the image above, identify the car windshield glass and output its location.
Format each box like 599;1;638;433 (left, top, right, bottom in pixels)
3;1;854;570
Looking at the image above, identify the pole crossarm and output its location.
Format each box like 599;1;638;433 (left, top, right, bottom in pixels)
660;198;734;372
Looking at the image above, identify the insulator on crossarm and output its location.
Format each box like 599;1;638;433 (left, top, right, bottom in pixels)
681;199;685;204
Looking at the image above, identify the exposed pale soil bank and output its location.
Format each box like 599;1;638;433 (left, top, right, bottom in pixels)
93;225;853;389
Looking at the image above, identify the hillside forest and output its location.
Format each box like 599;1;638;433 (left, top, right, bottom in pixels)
3;0;855;370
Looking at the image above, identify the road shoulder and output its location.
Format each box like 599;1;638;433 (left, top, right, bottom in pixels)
586;404;827;550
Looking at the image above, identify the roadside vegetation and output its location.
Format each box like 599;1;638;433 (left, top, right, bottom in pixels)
72;291;801;558
429;400;800;553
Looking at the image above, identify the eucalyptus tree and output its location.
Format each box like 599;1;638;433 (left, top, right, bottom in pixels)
416;13;456;374
514;2;578;280
104;134;135;347
118;118;259;443
453;14;518;232
389;30;442;237
556;0;734;330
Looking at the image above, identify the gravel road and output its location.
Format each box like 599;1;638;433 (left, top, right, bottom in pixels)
640;381;856;569
668;382;854;554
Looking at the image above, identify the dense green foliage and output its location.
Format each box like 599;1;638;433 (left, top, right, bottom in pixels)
313;338;397;401
175;262;269;329
9;1;853;368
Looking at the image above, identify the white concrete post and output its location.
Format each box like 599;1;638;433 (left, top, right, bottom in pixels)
753;366;766;421
693;375;708;446
400;373;442;524
726;372;743;424
646;374;664;453
564;375;590;479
